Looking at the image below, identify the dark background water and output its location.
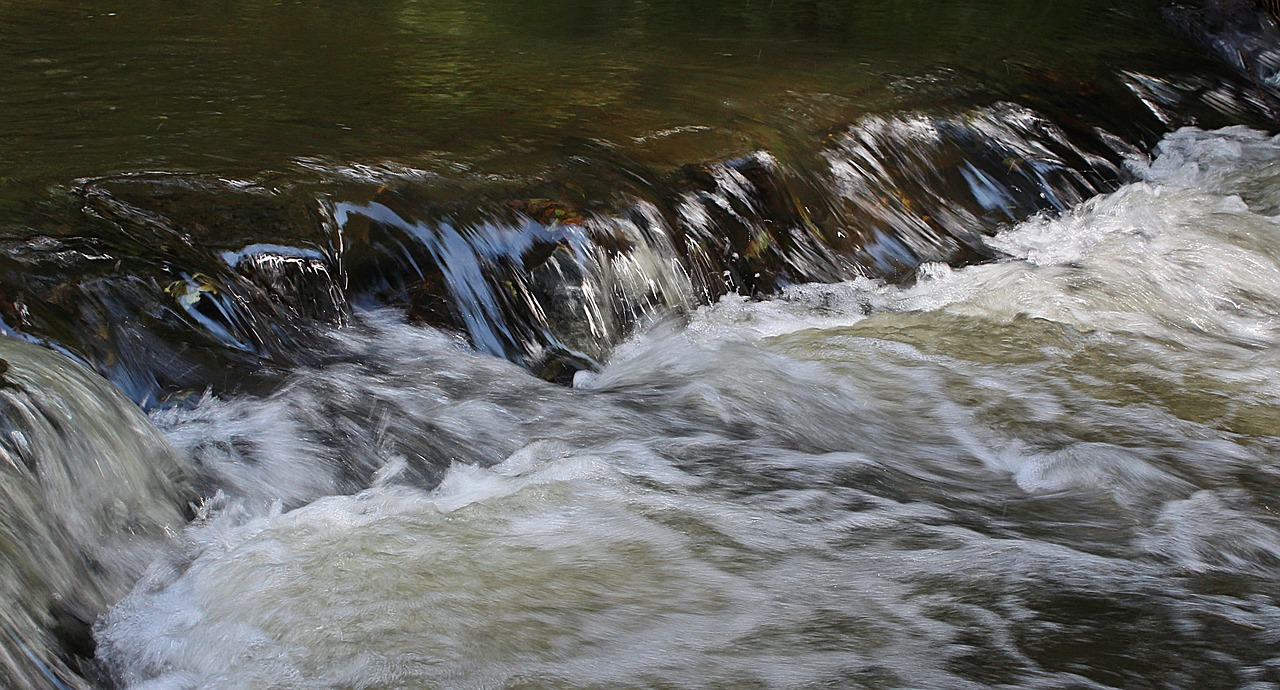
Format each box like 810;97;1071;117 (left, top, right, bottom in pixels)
0;0;1238;191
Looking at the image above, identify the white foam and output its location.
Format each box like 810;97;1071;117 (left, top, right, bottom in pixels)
98;127;1280;688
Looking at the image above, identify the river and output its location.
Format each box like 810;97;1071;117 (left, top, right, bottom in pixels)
1;1;1279;688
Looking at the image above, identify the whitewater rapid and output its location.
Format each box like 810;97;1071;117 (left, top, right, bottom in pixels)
83;126;1280;688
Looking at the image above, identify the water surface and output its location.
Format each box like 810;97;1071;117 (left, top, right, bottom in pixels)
0;1;1278;688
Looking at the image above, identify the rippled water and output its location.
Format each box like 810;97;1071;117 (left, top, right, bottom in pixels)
1;0;1280;688
0;0;1205;188
76;126;1280;689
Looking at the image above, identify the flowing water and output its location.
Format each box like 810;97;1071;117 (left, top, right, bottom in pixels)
1;0;1280;688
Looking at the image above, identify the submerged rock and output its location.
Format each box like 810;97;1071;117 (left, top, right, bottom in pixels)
0;99;1161;395
1166;0;1280;104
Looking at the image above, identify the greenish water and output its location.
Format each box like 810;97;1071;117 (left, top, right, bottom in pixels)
2;2;1280;688
0;0;1220;189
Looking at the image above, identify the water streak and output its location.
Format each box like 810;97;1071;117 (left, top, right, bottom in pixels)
0;339;189;689
90;125;1280;689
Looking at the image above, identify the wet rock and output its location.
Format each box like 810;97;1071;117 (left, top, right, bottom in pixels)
0;178;353;402
1165;1;1280;105
2;101;1143;394
76;174;323;253
221;244;348;325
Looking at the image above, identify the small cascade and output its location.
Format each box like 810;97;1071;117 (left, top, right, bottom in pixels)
1;2;1279;688
3;35;1277;398
823;103;1121;271
91;123;1280;688
0;338;190;688
325;103;1126;380
0;101;1130;392
1165;0;1280;101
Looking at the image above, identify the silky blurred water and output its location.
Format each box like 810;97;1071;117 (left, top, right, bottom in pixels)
82;126;1280;689
1;0;1279;688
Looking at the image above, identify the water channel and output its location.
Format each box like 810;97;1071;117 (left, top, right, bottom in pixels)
1;1;1279;687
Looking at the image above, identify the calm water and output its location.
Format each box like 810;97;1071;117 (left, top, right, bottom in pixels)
1;0;1279;688
0;0;1199;186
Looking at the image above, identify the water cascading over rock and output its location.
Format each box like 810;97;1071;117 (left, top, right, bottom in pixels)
0;337;190;689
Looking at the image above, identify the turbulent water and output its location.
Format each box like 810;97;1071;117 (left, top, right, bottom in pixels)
74;126;1280;688
0;338;188;689
2;0;1280;688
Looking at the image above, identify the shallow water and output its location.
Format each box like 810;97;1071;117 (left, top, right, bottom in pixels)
0;0;1210;188
82;127;1280;689
1;0;1279;688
